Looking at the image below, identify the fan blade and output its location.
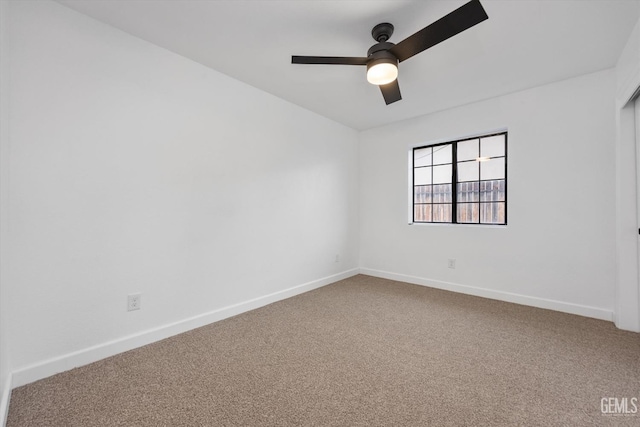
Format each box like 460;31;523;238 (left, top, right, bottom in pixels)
389;0;488;63
292;56;368;65
380;80;402;105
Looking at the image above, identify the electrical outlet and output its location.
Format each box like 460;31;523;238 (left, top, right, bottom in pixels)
127;294;141;311
448;259;456;269
335;254;340;263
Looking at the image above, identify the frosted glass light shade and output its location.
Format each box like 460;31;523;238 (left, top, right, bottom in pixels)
366;62;398;85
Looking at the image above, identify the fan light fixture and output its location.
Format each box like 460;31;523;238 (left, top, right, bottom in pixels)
291;0;489;105
366;58;398;85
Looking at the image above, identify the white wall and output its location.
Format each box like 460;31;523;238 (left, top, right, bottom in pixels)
614;15;640;332
5;0;359;386
0;0;12;422
359;69;617;320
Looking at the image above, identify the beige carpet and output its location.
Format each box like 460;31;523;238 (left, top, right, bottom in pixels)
7;275;640;426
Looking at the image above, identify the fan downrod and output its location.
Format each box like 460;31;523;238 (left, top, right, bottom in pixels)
371;23;394;42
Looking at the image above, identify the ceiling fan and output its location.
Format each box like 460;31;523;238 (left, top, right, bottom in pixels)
291;0;488;105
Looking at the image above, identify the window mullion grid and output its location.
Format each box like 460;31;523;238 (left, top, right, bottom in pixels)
430;153;434;223
476;138;481;224
412;132;506;225
452;142;457;224
412;148;415;223
504;134;508;225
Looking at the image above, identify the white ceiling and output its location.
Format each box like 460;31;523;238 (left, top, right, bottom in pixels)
56;0;640;131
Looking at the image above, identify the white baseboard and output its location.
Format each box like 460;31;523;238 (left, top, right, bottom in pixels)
0;373;11;427
360;268;614;322
8;267;615;392
11;268;359;388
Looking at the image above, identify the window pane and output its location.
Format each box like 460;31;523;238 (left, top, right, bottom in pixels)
411;132;506;226
480;157;505;180
414;185;432;203
457;203;479;223
414;167;432;185
457;161;478;182
480;180;505;202
457;181;479;202
457;139;479;161
433;144;452;165
414;147;432;167
414;204;432;222
480;202;506;224
481;135;505;158
433;164;451;184
432;183;452;203
432;204;452;222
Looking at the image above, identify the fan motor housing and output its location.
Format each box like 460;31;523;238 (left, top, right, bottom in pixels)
367;42;398;72
367;41;395;57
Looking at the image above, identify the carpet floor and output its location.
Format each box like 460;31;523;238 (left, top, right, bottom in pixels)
7;275;640;426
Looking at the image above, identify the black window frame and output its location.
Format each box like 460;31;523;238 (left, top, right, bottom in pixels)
411;131;508;225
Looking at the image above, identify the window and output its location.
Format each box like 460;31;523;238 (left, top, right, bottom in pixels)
412;132;507;225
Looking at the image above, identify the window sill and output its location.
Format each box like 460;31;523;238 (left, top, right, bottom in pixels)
408;222;507;229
